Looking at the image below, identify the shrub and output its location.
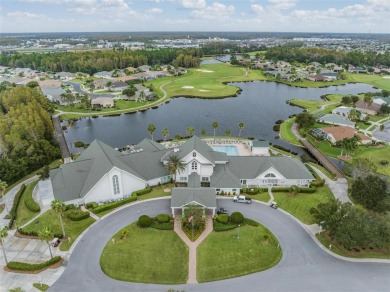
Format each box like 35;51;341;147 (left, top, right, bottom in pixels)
132;186;152;197
275;119;284;124
138;215;153;227
273;144;291;153
310;179;325;187
85;202;98;209
216;214;229;224
92;195;137;214
156;214;170;223
24;192;40;213
17;228;38;237
65;204;76;211
66;209;90;221
273;124;280;131
299;188;317;193
230;212;244;224
8;184;26;229
213;222;237;232
74;141;86;148
7;256;62;271
151;222;174;230
244;218;259;226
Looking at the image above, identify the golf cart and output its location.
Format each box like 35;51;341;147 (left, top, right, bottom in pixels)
217;207;228;215
269;201;278;209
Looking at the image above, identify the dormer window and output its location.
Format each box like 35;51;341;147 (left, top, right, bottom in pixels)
265;173;276;177
192;161;198;170
193;152;196;157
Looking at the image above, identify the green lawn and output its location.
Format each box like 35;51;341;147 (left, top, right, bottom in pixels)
288;94;342;113
15;180;40;227
356;121;372;130
272;186;334;224
307;162;337;180
138;183;173;201
344;73;390;91
0;204;4;214
307;136;342;158
100;223;188;284
316;233;390;259
197;224;282;282
280;117;302;146
22;209;95;251
245;192;271;203
353;145;390;177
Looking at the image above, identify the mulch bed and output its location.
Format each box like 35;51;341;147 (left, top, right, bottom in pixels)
4;258;64;274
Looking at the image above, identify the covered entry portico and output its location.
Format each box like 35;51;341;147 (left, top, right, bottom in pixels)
171;187;216;216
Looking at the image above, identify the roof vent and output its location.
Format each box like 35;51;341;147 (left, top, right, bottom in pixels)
173;148;179;153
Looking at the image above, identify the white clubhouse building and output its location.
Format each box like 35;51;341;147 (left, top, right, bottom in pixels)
46;136;314;211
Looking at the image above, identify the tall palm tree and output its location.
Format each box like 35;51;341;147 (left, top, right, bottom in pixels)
0;226;9;265
147;123;156;141
364;94;373;109
0;180;7;198
212;122;219;138
225;129;231;136
162;128;169;141
165;155;185;186
38;227;53;258
186;126;195;137
238;122;244;137
201;129;206;137
51;199;66;238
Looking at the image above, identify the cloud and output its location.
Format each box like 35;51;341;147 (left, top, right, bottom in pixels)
146;8;163;13
268;0;296;10
7;11;47;18
250;4;264;14
191;2;234;20
180;0;206;9
22;0;95;3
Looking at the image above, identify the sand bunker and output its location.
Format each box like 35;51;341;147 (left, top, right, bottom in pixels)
196;69;214;73
182;86;194;89
383;76;390;79
199;89;210;92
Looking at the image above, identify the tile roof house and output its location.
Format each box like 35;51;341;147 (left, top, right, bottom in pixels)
321;126;371;144
355;99;381;115
46;136;314;210
317;114;355;127
91;97;114;108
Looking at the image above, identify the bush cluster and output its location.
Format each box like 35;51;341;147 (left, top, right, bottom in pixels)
242;187;268;195
213;222;237;232
273;124;280;131
85;202;98;209
132;186;152;197
230;212;244;224
310;179;325;187
151;222;173;230
272;187;316;193
66;209;90;221
138;215;153;227
24;192;41;213
216;214;229;224
156;214;170;223
92;196;137;214
17;228;64;239
8;184;26;229
7;256;62;271
65;204;76;211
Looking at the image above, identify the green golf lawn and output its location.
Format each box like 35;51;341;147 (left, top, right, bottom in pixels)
197;224;282;282
15;180;40;227
100;223;188;284
272;186;334;224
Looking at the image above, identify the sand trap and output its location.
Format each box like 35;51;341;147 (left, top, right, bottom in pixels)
383;76;390;79
196;69;214;73
199;89;210;92
182;86;194;89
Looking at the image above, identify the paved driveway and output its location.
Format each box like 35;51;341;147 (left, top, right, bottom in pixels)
50;199;390;292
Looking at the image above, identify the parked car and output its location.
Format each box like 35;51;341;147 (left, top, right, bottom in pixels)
269;201;278;209
51;238;61;247
217;207;228;215
233;195;252;204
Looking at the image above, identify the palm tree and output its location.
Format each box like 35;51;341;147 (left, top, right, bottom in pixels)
238;122;244;137
225;129;231;136
165;155;185;186
0;180;7;198
147;123;156;141
121;228;129;240
212;122;219;138
201;129;206;137
186;126;195;137
38;227;53;258
51;199;66;238
162;128;169;142
0;226;9;265
364;94;373;109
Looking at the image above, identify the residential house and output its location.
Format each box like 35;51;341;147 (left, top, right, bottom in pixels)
92;79;110;89
251;140;270;156
317;113;355;127
355;99;381;115
137;65;151;72
320;126;371;144
307;75;329;82
332;106;366;120
110;82;129;92
91;97;115;108
94;71;112;79
348;67;367;74
56;72;76;80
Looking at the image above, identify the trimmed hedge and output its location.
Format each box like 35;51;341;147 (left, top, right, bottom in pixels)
85;202;98;209
213;222;237;232
17;228;64;239
92;196;137;214
66;209;90;221
299;188;317;193
244;218;260;227
156;214;170;223
151;222;174;230
8;184;26;229
132;186;152;197
272;187;317;193
65;204;76;211
216;214;229;224
231;212;244;224
138;215;153;227
24;192;40;213
310;179;325;187
242;187;268;195
7;256;62;271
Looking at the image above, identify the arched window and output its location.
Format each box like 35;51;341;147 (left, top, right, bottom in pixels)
193;152;196;157
191;161;198;171
265;173;276;177
112;175;120;195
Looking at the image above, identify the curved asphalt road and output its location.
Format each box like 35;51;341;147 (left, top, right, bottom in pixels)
64;81;116;99
50;199;390;292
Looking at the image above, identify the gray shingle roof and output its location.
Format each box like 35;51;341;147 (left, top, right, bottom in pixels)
253;140;270;148
211;165;241;188
178;136;215;164
187;173;201;188
317;114;355;127
171;188;216;208
135;138;165;152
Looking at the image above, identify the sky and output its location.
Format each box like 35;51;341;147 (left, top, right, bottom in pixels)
0;0;389;34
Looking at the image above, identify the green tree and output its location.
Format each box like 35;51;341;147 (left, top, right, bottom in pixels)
26;81;39;88
39;165;50;180
38;227;54;258
295;112;315;129
0;226;9;265
51;199;66;238
0;180;8;198
238;122;244;137
201;129;206;137
348;109;361;121
341;95;352;105
186;126;195;137
165;155;185;186
212;121;219;138
121;228;129;239
363;93;373;109
351;95;359;104
351;158;377;178
147;123;156;141
351;175;388;212
161;128;169;142
224;129;231;136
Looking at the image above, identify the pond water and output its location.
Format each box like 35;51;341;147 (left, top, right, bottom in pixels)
64;81;379;154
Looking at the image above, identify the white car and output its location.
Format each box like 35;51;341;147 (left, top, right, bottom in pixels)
233;195;252;204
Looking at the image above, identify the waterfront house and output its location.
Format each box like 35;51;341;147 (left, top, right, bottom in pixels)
317;114;355;127
355;99;381;115
321;126;371;144
91;97;114;108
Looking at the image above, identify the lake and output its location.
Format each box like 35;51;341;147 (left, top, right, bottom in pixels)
63;81;379;154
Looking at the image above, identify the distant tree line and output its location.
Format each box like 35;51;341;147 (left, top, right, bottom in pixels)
0;86;61;184
0;48;203;74
265;47;390;67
